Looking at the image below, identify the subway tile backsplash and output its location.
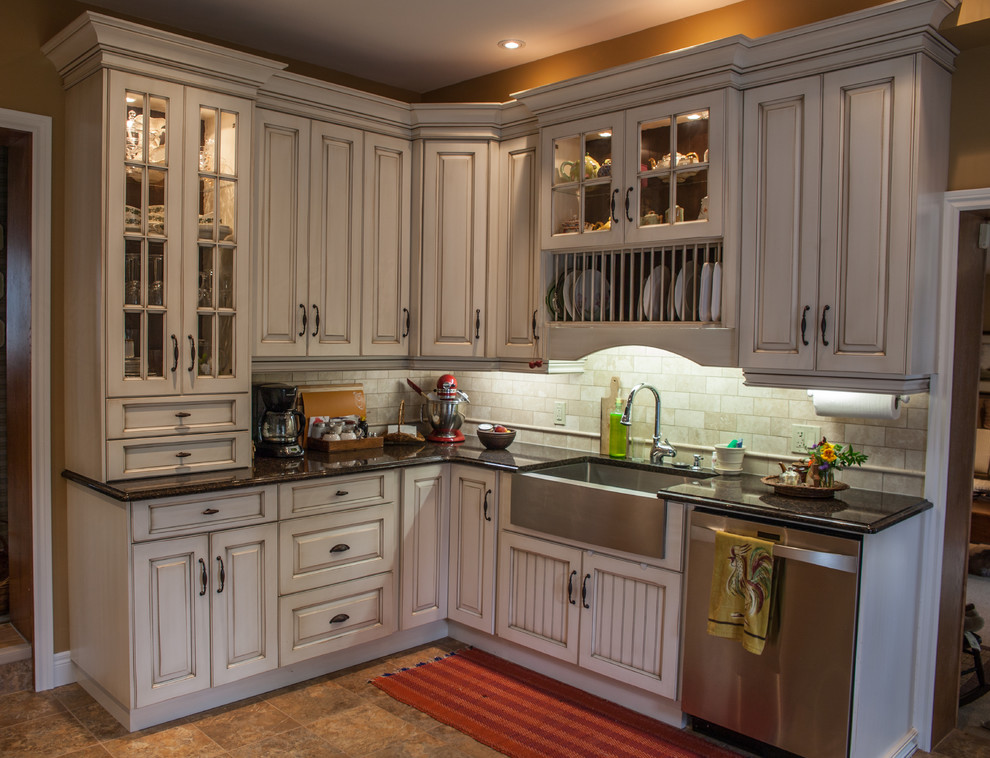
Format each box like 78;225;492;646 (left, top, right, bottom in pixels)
256;346;927;497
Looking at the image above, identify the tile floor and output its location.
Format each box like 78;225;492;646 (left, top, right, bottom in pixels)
2;638;989;757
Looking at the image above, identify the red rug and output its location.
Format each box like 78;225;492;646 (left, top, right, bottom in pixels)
371;648;741;758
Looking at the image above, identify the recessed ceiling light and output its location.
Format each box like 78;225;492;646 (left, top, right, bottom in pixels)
498;39;525;50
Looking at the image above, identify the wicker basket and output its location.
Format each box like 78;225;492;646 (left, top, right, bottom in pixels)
761;475;849;499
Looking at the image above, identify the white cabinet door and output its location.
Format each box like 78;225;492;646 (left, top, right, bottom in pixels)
447;465;497;633
132;535;210;707
399;464;448;628
739;77;822;372
817;59;914;375
210;523;278;686
496;531;581;664
108;71;186;399
362;134;412;356
578;552;681;699
252;109;309;357
307;121;364;356
183;88;253;394
494;136;541;361
419;141;490;357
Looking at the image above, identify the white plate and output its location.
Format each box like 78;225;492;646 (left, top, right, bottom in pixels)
711;262;722;322
641;265;671;320
673;267;696;320
699;262;713;321
561;270;581;320
572;270;610;320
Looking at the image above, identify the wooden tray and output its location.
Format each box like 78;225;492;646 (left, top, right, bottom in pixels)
308;436;384;454
761;475;849;499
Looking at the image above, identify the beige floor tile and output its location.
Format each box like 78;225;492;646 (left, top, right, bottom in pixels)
307;702;426;756
102;724;225;758
361;685;448;730
187;698;301;751
0;689;67;727
227;726;348;757
71;701;132;743
263;678;364;724
52;683;100;713
0;659;33;696
934;728;990;758
63;746;114;758
0;710;99;757
364;729;473;758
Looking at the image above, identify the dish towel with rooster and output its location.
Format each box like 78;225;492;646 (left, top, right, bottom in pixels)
707;530;775;654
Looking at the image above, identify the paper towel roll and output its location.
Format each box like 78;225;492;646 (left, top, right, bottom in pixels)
809;391;901;419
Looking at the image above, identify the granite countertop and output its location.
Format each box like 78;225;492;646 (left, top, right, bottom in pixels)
62;437;930;535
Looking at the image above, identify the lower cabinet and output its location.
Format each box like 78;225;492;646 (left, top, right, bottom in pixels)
496;530;682;699
447;465;498;633
132;521;278;707
400;464;448;628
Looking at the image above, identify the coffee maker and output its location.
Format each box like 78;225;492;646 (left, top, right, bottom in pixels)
253;383;305;457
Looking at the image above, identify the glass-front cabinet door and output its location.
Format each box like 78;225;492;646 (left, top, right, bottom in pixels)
183;89;252;394
542;116;624;250
624;92;724;244
108;72;185;398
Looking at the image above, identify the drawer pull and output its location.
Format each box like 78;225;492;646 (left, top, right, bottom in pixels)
329;613;350;624
329;543;350;554
198;558;207;596
202;508;219;515
335;490;349;497
176;451;191;458
483;489;492;522
216;556;225;593
175;411;192;418
581;573;591;609
567;570;577;605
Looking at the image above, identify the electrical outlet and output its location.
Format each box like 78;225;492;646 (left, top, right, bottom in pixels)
553;401;567;426
791;424;821;454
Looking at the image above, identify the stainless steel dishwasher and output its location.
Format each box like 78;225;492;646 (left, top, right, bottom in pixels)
682;509;861;758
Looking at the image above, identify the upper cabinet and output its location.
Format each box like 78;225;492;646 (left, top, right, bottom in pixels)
738;54;951;391
542;92;724;250
253;108;412;359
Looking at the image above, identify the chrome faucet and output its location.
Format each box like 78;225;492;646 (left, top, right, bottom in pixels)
620;383;677;464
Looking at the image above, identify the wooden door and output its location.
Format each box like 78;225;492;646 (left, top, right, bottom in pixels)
132;535;210;707
210;523;278;686
496;531;580;663
307;121;363;356
361;134;412;356
817;59;914;375
738;77;822;372
494;136;541;361
399;464;448;628
419;141;490;357
447;466;497;632
578;552;681;698
252;109;308;357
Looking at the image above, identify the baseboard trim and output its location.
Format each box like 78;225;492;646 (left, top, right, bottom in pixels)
0;644;31;665
886;728;919;758
52;651;75;688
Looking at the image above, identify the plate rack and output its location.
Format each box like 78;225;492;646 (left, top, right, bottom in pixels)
544;240;723;324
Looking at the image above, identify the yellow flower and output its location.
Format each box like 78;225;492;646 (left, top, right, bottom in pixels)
821;447;837;462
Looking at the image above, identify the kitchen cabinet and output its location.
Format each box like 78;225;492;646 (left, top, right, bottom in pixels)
253;109;412;358
739;57;949;388
418;140;493;358
493;135;542;363
541;92;724;250
399;464;448;628
447;465;498;633
496;530;681;698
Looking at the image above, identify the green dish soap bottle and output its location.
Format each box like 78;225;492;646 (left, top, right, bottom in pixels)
609;396;627;459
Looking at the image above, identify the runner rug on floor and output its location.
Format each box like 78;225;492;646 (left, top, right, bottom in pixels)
371;647;740;758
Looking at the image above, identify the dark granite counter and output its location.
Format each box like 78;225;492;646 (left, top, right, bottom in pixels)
62;437;929;535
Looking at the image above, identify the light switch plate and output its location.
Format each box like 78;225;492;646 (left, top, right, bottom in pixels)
791;424;821;454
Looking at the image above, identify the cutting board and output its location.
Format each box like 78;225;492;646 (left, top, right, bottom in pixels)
599;376;621;455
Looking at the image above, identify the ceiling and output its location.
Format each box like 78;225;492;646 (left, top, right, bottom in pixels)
83;0;739;94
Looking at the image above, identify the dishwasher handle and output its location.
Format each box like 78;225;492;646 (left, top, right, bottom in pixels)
690;525;859;574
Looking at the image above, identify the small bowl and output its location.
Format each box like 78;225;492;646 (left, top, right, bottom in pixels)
477;428;516;450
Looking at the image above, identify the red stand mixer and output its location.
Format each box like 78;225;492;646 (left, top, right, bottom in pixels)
418;374;470;444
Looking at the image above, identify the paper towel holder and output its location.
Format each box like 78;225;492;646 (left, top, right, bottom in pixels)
806;390;910;418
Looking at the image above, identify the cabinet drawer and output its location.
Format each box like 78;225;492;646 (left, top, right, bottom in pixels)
279;572;396;665
278;471;398;519
131;486;277;542
107;395;249;439
279;503;397;594
107;431;252;481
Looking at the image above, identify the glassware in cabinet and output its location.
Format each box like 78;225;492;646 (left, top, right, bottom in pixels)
547;124;620;243
636;109;710;229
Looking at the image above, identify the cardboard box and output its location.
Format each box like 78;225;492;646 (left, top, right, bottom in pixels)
299;384;366;449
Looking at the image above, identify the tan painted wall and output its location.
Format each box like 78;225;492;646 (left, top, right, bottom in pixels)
1;0;988;654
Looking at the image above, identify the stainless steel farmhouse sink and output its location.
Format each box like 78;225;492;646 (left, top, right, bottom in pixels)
510;461;716;559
